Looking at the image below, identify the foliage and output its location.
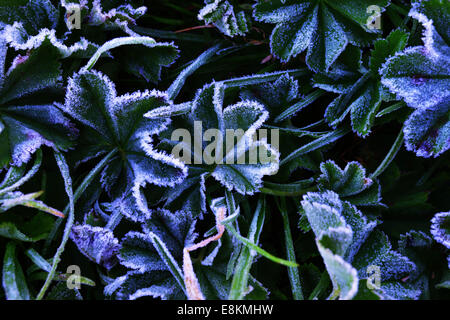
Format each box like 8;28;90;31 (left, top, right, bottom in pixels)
0;0;448;301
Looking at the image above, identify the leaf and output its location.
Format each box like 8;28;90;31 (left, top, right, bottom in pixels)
109;270;185;300
381;0;450;157
0;0;58;33
403;101;450;158
63;0;146;32
198;0;250;37
0;221;45;242
116;210;197;299
317;160;383;206
83;36;179;84
162;168;207;218
301;190;418;299
46;282;82;300
253;0;389;71
0;37;77;168
431;211;450;250
62;69;187;221
229;197;266;299
70;224;120;270
319;29;409;137
397;230;435;297
167;82;279;196
2;242;30;300
239;74;301;123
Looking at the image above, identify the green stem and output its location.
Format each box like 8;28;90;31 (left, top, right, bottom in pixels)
370;128;404;179
167;43;223;101
36;152;75;300
278;197;304;300
224;222;298;268
84;37;157;71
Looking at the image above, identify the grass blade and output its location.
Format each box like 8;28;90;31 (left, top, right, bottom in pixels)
275;90;326;123
229;197;266;299
36;152;75;300
277;197;304;300
281;126;351;166
2;242;30;300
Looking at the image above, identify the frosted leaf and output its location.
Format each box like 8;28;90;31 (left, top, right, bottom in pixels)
0;116;53;167
61;0;147;36
380;1;450;157
113;270;184;300
143;210;198;256
188;83;279;195
70;224;120;270
380;0;450;157
115;210;199;300
403;101;450;158
118;209;196;271
353;230;416;282
3;23;100;59
122;41;179;83
163;168;207;218
380;1;449;157
239;74;299;121
253;0;389;70
0;37;6;91
63;69;187;221
322;30;409;137
431;211;450;249
198;0;250;37
397;231;434;296
313;45;362;94
0;37;76;168
0;0;58;33
119;232;167;272
381;47;450;110
409;0;450;60
301;191;417;299
317;160;383;206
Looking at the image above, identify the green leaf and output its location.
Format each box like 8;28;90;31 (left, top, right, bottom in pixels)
301;191;418;299
317;160;383;206
254;0;389;71
320;29;409;137
62;69;187;221
2;242;30;300
0;37;77;168
380;0;450;157
198;0;250;37
229;197;266;299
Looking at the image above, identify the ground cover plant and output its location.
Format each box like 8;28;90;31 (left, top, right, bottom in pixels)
0;0;449;300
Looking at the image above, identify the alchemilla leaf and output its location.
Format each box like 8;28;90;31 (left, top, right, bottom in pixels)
0;0;448;302
301;190;418;299
199;0;250;37
62;69;187;221
254;0;389;71
381;0;450;158
0;36;77;168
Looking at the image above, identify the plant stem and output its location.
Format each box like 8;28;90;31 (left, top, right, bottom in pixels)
278;197;304;300
84;37;157;71
36;152;75;300
43;148;119;256
370;128;404;179
167;43;223;101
